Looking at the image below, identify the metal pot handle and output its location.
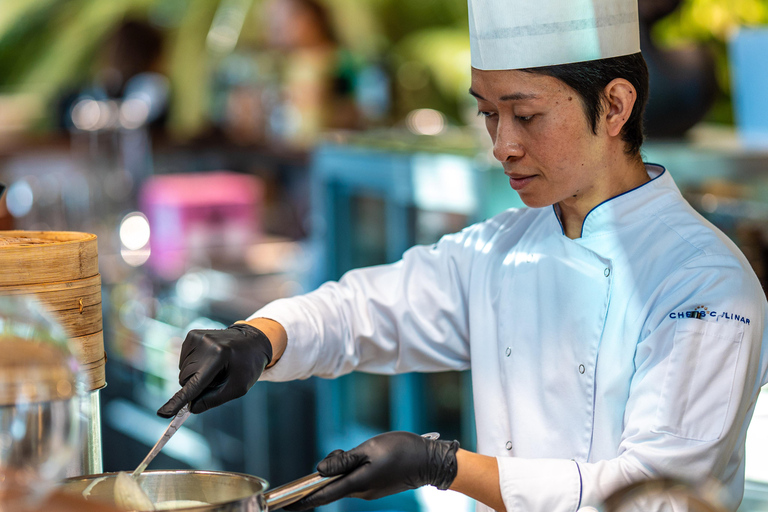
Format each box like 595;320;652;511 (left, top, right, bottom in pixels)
264;472;342;510
265;432;440;510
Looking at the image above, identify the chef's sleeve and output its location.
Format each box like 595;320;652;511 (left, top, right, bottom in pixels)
495;253;768;512
251;222;485;381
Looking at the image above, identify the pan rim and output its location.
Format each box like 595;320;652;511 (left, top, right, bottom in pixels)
61;468;271;510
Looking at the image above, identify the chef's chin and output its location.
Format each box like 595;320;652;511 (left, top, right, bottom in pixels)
512;189;553;210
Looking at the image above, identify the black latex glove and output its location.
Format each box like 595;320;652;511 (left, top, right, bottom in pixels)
157;323;272;418
284;431;460;511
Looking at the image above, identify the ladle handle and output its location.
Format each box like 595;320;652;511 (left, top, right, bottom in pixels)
264;432;440;510
264;472;342;510
133;404;191;477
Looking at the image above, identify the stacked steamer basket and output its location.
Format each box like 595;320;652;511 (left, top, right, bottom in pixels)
0;230;104;475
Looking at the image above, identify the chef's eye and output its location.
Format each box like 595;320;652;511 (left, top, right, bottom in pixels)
516;115;535;123
477;110;496;119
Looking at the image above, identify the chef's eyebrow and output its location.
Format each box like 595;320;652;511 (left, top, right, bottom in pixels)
468;88;539;101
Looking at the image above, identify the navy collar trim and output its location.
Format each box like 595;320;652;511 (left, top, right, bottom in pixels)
551;164;668;238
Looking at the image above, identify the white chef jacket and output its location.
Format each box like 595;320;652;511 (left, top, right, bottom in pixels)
254;165;768;512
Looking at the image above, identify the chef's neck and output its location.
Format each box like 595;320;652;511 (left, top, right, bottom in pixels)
557;157;649;239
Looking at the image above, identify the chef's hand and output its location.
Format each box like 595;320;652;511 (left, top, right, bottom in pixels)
284;431;460;511
157;323;272;418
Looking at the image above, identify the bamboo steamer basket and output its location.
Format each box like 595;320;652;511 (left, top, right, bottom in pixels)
0;231;98;286
0;231;105;391
0;275;103;338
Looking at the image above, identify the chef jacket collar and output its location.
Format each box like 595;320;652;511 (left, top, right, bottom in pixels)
552;164;676;239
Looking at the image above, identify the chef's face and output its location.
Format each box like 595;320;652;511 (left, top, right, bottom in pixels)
470;68;610;210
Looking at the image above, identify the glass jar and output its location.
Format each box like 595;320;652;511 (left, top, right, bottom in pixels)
0;295;88;501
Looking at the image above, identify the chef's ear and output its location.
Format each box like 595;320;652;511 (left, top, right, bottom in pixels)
603;78;637;138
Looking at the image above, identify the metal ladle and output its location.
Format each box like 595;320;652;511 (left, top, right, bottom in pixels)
113;404;192;510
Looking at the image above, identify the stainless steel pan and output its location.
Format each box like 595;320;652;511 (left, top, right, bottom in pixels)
60;469;340;511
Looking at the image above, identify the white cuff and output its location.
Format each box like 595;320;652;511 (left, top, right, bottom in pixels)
248;298;321;382
497;457;582;512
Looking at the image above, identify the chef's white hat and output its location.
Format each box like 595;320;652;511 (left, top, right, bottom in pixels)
468;0;640;70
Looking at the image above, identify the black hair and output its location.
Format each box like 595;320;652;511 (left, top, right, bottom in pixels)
521;52;649;157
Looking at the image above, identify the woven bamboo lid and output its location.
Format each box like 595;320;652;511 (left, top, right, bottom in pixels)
0;231;98;286
0;337;77;406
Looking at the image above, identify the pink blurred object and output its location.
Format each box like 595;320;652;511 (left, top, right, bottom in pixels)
140;171;264;279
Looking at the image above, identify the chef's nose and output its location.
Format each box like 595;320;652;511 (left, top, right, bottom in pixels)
492;122;524;162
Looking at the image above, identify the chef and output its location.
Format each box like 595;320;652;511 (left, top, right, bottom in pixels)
158;0;768;510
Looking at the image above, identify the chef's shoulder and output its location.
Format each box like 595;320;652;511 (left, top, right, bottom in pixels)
643;200;765;334
430;206;542;254
651;198;757;276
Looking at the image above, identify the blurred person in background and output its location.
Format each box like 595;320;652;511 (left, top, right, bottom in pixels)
99;20;166;104
58;20;168;133
157;0;768;511
638;0;719;138
237;0;360;147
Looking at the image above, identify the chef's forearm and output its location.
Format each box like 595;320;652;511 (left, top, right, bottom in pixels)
449;449;506;512
238;317;287;367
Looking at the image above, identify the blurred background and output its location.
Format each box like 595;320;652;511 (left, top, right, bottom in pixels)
1;0;768;510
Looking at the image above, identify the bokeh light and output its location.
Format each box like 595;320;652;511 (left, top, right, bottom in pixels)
406;108;446;136
6;180;34;218
119;212;151;251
